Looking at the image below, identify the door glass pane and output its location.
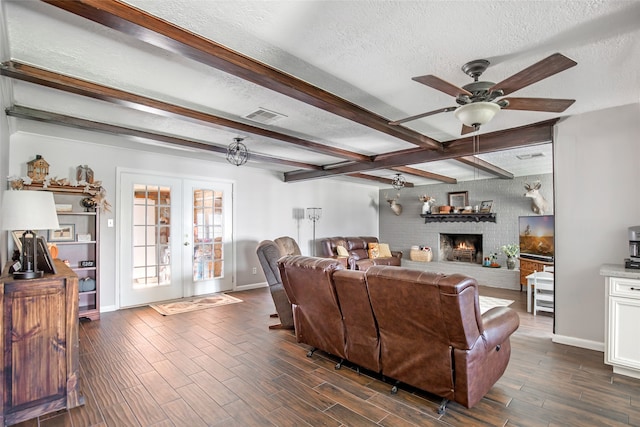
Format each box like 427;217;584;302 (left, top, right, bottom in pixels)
132;184;172;288
193;189;224;281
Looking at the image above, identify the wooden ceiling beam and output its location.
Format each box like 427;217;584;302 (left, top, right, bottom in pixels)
390;166;457;184
5;105;321;170
284;119;557;182
40;0;443;151
456;156;514;179
347;173;414;187
0;61;371;163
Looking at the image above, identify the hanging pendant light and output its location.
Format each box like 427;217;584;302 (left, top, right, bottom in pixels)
391;173;406;190
226;137;249;166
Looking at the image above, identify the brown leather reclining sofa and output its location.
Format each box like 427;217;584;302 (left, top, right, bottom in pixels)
320;236;402;270
278;255;520;413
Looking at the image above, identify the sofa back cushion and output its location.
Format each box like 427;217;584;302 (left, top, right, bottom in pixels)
333;270;381;373
346;237;376;261
320;237;347;257
278;256;347;359
274;236;301;256
365;266;481;399
256;240;282;287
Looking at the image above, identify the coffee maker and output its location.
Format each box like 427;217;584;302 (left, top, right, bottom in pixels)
625;226;640;269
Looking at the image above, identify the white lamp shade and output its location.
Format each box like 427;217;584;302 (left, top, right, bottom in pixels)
454;102;501;127
1;191;60;231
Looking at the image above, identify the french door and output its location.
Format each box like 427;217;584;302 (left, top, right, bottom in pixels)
182;179;233;296
119;172;233;308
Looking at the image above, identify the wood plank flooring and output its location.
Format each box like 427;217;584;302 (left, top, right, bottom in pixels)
15;286;640;426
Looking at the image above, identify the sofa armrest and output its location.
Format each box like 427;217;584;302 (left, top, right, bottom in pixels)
322;255;349;268
480;307;519;349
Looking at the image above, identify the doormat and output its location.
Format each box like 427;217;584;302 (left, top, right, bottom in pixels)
479;296;514;314
149;293;243;316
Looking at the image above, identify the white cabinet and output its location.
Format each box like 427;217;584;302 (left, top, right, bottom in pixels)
605;275;640;379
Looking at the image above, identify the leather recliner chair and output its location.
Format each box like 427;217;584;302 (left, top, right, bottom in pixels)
256;239;295;329
365;265;519;411
278;256;347;365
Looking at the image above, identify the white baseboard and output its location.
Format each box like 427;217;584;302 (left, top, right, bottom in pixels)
552;334;604;352
99;305;118;313
235;281;268;291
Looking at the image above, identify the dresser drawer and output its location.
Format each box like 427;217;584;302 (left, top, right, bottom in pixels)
610;277;640;299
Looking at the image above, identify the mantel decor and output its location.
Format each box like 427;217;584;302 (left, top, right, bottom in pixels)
420;213;496;223
10;181;112;212
448;191;469;207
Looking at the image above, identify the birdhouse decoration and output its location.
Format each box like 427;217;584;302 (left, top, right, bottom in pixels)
27;155;49;183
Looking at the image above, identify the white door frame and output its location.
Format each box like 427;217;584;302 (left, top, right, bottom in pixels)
115;167;237;309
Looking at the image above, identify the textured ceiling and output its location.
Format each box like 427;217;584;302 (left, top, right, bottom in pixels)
2;0;640;186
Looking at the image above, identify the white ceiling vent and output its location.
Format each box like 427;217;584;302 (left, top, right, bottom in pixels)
244;108;287;125
516;153;545;160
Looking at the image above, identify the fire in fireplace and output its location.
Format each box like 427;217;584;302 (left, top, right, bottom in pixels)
439;233;483;264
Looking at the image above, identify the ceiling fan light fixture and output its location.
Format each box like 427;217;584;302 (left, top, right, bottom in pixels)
454;102;501;127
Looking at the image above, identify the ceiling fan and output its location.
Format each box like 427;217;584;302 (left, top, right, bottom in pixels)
390;53;577;134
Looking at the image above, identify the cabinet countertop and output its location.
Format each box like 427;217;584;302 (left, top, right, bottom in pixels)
600;263;640;279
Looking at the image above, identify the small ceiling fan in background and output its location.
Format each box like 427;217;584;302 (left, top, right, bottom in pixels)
390;53;577;134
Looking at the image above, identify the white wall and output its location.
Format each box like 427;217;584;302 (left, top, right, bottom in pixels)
7;124;380;311
554;103;640;349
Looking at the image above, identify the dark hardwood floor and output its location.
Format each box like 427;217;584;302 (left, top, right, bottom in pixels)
16;286;640;426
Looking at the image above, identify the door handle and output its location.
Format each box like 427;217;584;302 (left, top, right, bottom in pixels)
184;241;190;246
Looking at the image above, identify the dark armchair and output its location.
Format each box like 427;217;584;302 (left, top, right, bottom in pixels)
256;239;294;329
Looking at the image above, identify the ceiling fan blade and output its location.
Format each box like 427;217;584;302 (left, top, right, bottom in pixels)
461;124;476;135
502;97;576;112
412;75;472;97
389;106;456;125
490;53;577;96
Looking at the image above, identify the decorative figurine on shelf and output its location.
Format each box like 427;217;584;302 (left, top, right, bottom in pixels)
27;155;49;183
76;164;94;184
80;197;97;212
419;195;436;214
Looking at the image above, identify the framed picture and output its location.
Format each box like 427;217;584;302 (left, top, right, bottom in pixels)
448;191;469;207
48;224;76;242
36;236;57;274
77;233;92;242
11;230;26;251
480;200;494;213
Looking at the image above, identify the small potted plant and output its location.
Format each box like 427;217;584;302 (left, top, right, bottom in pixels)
501;244;519;270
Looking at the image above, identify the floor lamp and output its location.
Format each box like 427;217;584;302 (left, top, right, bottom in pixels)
306;208;322;256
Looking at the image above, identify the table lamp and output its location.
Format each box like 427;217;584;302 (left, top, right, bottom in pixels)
2;190;60;279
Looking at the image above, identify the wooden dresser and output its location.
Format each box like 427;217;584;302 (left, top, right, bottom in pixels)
0;261;83;426
519;257;554;291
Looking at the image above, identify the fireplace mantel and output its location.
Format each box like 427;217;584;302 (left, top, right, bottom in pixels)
420;213;497;223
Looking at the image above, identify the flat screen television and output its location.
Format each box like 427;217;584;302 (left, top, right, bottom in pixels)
519;215;554;262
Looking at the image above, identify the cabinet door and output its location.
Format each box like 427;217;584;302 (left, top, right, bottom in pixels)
3;281;66;410
607;295;640;370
